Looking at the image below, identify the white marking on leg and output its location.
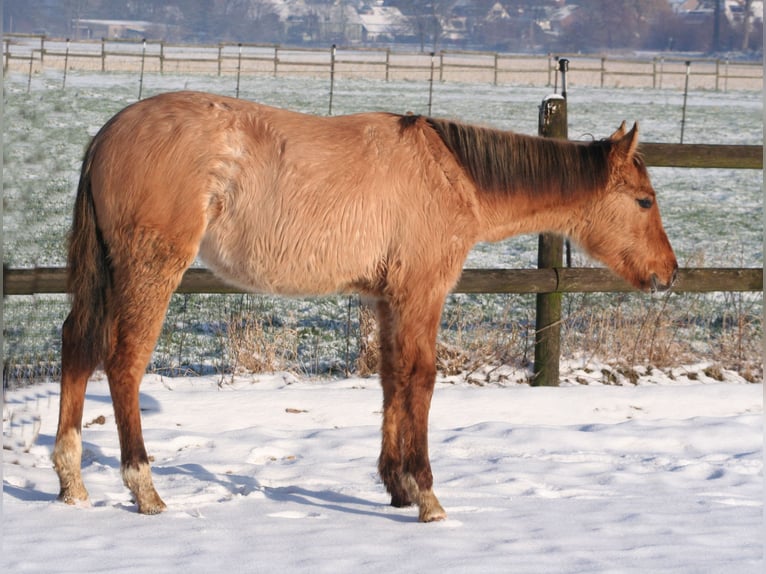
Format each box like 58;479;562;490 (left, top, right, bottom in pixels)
52;427;89;504
402;473;447;522
122;462;167;514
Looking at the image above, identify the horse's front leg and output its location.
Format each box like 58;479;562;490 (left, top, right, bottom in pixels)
376;300;413;508
379;294;447;522
398;347;445;523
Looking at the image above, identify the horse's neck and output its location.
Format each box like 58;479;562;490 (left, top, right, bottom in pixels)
475;189;583;243
470;138;609;243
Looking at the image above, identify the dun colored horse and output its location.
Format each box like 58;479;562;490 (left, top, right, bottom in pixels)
53;91;677;522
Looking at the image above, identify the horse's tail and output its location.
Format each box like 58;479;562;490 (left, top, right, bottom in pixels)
65;139;113;367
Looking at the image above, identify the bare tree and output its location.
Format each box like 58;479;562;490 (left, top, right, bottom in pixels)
741;0;754;51
559;0;672;52
394;0;457;52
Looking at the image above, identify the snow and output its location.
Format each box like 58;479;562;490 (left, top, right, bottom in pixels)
3;372;763;573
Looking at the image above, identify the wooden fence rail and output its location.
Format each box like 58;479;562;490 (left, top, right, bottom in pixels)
3;141;762;297
3;267;762;297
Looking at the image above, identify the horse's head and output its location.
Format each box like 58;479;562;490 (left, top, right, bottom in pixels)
574;122;678;292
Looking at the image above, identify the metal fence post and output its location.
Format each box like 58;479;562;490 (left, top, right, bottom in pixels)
428;51;435;115
328;44;336;116
235;43;242;98
62;38;70;89
532;58;568;387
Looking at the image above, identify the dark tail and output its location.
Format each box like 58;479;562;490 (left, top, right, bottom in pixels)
65;141;113;368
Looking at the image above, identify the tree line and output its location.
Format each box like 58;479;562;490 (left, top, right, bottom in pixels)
4;1;762;54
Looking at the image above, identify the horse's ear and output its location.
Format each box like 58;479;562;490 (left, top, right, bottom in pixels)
613;122;640;162
609;121;628;140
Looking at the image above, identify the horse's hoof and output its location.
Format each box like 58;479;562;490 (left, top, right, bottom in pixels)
137;496;167;515
58;486;90;507
418;503;447;523
417;489;447;523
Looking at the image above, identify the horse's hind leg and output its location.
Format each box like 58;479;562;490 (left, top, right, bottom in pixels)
106;237;194;514
52;315;99;505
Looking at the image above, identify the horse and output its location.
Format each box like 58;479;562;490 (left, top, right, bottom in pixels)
52;91;677;522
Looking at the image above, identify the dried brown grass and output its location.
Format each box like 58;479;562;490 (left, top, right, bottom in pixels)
227;315;299;374
223;292;762;383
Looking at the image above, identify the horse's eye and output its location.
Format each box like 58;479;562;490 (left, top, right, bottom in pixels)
637;198;653;209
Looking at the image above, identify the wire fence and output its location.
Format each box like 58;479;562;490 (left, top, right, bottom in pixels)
2;41;762;388
4;34;763;91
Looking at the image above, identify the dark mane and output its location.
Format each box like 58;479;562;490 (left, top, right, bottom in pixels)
403;115;612;197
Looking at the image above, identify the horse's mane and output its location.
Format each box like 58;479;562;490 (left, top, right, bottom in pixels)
402;115;613;197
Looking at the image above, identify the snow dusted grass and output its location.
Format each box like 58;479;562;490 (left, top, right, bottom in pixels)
3;71;763;383
2;71;762;565
2;374;762;573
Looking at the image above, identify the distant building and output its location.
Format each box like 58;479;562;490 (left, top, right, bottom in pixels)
72;19;163;40
358;5;414;43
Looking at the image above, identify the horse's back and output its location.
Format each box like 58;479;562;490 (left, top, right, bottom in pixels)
86;91;448;296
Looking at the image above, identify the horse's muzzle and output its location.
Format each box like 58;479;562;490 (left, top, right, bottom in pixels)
650;268;678;293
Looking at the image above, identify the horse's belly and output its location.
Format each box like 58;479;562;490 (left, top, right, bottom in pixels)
198;233;376;296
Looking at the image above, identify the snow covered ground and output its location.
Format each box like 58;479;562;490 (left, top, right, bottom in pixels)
3;371;762;573
3;70;764;572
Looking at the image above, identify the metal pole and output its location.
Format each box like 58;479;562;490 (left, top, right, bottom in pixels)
557;58;572;268
62;38;70;89
428;51;435;116
680;60;691;144
27;54;33;93
328;44;336;116
235;43;242;98
558;57;569;100
138;38;147;100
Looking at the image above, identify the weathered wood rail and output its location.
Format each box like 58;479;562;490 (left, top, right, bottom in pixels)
3;142;762;297
3;266;762;297
1;132;761;385
640;143;763;169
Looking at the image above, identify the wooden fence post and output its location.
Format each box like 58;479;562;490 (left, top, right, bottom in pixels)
439;51;444;82
533;62;568;387
600;56;606;88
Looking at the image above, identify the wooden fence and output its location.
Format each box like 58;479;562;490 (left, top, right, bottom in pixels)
4;266;762;297
3;141;763;290
3;141;763;386
3;34;763;91
3;142;762;296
